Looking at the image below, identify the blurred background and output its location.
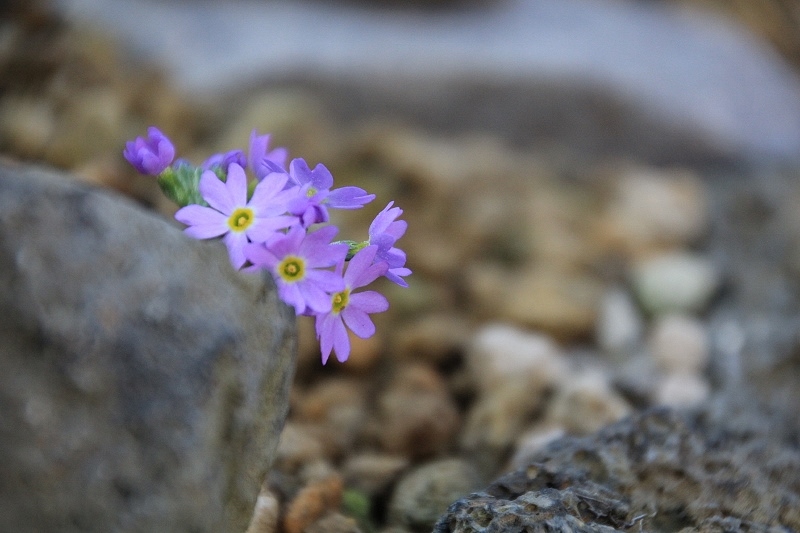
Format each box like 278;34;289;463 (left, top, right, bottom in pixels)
3;0;800;531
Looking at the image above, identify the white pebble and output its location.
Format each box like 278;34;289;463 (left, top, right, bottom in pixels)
654;372;710;408
546;368;631;434
633;252;720;315
650;314;710;374
596;287;644;356
467;323;568;394
245;488;280;533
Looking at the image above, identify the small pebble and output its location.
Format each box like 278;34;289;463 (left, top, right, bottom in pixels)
613;352;663;407
467;323;568;394
304;512;363;533
274;422;326;472
633;252;720;315
460;381;549;452
342;454;410;496
654;372;711;408
245;488;280;533
376;364;461;459
388;458;480;530
394;313;472;364
283;475;344;533
649;314;710;374
546;369;631;434
294;378;368;457
499;268;603;341
603;166;708;253
596;287;644;357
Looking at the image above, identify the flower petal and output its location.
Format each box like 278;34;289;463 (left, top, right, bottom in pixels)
349;291;389;314
183;224;228;240
278;283;305;314
223;231;248;269
243;242;277;269
288;158;313;186
326;186;375;209
225;163;248;207
316;313;338;364
199;170;234;214
299;281;334;314
175;204;225;227
386;268;411;287
246;215;296;244
332;318;351;362
250;171;289;209
305;268;346;294
341;306;376;339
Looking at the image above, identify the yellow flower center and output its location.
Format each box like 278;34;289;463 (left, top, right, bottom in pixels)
306;186;318;198
278;256;305;283
331;289;350;314
228;207;254;232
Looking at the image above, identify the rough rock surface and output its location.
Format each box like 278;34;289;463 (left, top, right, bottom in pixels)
435;407;800;532
0;161;296;532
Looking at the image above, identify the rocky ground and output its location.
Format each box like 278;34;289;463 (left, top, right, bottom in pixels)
2;2;800;533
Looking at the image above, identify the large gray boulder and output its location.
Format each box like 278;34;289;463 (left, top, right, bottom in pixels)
0;161;296;532
56;0;800;164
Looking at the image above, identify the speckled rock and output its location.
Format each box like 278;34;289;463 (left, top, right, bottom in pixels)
435;408;800;532
0;162;296;532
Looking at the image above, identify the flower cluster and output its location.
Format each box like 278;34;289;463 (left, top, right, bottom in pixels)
124;127;410;364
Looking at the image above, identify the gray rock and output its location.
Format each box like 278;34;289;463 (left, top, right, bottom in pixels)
435;408;800;532
56;0;800;164
0;162;296;532
389;458;481;531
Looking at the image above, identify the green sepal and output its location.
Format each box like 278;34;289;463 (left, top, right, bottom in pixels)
156;164;206;207
337;239;370;261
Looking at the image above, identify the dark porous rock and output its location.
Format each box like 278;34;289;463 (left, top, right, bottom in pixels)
435;408;800;532
0;162;296;532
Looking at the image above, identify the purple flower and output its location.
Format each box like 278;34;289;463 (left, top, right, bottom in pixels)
285;159;375;227
174;163;297;269
249;130;289;179
315;246;389;364
368;201;411;287
201;149;246;171
287;183;330;228
123;126;175;175
244;225;348;314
